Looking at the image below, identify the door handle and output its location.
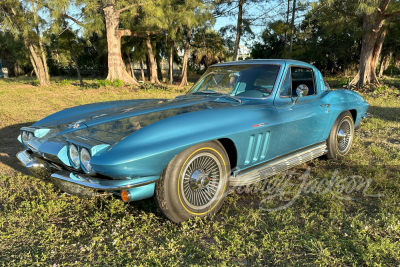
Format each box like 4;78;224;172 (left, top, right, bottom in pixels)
320;104;330;108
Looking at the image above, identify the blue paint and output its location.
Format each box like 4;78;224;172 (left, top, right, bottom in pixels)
18;59;369;202
123;183;156;202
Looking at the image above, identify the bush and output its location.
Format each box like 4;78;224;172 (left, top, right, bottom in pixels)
112;79;124;88
383;65;400;76
32;80;40;86
94;79;112;87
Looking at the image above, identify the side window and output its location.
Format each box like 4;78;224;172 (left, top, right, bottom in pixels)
279;68;292;97
291;67;316;96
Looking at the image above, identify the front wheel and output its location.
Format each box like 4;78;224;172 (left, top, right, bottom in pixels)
154;141;230;223
326;111;355;159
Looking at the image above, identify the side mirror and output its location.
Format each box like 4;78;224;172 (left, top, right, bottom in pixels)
293;84;309;104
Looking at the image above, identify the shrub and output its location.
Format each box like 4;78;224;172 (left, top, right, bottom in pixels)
32;80;40;86
112;79;124;88
383;65;400;76
94;79;112;87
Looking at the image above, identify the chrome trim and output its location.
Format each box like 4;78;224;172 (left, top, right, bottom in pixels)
17;150;159;191
17;150;53;180
230;143;327;186
51;171;159;191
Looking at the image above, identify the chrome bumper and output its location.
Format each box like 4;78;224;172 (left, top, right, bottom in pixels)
17;150;159;195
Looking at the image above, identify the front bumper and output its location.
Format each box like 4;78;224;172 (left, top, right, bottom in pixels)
17;150;159;198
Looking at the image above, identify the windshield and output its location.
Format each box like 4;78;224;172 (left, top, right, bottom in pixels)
187;64;281;98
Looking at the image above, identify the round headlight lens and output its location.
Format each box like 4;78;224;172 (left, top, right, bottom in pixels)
22;131;29;142
69;144;80;168
80;148;92;173
28;132;34;140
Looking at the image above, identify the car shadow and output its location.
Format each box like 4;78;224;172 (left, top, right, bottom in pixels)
0;121;35;176
368;105;400;123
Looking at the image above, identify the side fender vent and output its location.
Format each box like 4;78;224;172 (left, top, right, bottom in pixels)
244;132;271;165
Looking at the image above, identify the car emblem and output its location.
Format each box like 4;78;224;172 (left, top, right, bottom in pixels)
67;120;84;129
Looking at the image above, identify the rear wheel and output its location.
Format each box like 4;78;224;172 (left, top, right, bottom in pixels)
154;141;230;223
326;111;354;159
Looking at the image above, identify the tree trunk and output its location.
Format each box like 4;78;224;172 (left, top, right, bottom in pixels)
283;0;290;59
26;41;49;86
289;0;296;57
169;40;174;84
233;0;244;61
30;0;50;84
350;0;393;86
65;30;84;86
122;52;137;81
145;35;159;84
145;54;151;80
155;54;163;81
180;28;192;87
140;60;145;81
103;4;138;85
379;53;390;77
370;29;387;83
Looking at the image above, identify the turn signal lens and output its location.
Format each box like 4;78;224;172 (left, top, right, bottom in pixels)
121;190;131;202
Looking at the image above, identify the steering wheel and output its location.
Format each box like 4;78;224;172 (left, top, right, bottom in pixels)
253;87;272;95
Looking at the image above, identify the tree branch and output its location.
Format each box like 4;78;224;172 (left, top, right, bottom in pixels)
118;29;160;37
117;4;139;15
62;14;82;25
384;10;400;19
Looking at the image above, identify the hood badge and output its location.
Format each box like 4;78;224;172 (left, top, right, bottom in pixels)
67;120;84;129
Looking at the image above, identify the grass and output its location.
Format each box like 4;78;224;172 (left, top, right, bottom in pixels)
0;76;400;266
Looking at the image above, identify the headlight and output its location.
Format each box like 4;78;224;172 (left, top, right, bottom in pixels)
28;132;34;140
22;131;29;142
69;144;80;168
80;148;92;173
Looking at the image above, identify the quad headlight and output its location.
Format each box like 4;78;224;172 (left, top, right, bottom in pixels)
22;131;34;142
69;144;80;168
80;148;92;173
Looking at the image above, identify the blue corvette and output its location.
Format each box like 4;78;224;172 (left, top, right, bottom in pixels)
17;59;369;222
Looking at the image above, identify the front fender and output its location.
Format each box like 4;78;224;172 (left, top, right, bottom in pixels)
90;105;282;179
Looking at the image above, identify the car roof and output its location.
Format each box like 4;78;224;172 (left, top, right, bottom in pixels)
213;59;315;69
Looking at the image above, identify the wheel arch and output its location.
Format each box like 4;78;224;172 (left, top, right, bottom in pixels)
217;138;238;171
349;109;357;124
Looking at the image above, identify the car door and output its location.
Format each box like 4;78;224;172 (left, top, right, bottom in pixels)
273;64;332;156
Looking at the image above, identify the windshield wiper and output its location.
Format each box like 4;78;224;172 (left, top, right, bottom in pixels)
193;90;218;94
188;91;242;104
210;93;242;104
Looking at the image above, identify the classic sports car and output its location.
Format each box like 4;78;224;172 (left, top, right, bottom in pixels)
17;59;369;222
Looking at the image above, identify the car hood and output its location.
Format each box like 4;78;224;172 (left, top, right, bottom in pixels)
32;96;239;144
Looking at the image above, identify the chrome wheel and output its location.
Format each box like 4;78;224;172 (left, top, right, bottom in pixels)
181;152;223;209
337;119;352;153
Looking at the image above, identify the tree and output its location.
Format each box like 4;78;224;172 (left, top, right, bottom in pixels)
102;0;141;84
323;0;400;86
190;28;227;69
1;0;50;85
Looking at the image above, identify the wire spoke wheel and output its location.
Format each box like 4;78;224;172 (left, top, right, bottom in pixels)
181;152;223;209
337;119;352;153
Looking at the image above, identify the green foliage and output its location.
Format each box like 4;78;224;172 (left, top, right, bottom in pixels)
111;79;124;88
59;79;70;86
94;79;125;88
32;79;40;86
94;79;112;87
383;65;400;76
